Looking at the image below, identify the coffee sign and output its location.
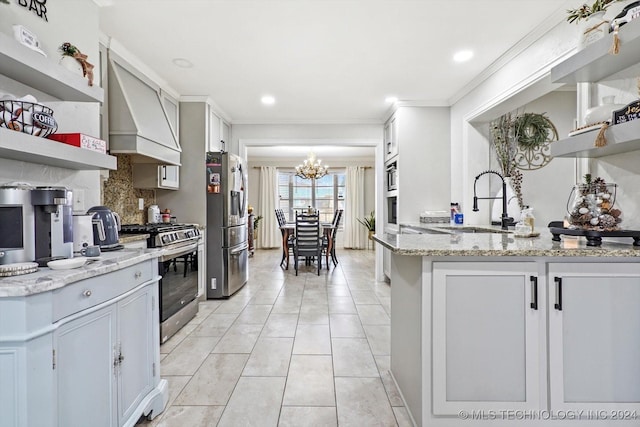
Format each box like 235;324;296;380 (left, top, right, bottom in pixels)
613;100;640;125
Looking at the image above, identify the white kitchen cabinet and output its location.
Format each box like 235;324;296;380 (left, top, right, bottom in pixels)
132;164;179;190
197;233;206;297
382;246;391;279
221;120;230;151
384;114;398;161
548;263;640;413
0;256;166;427
55;303;118;426
209;109;222;152
432;262;543;415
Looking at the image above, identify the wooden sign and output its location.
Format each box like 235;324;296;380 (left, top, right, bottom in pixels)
613;100;640;125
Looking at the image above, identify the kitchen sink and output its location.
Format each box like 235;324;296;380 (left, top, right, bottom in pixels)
433;226;512;234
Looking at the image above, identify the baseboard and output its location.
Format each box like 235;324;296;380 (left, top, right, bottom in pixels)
389;369;419;427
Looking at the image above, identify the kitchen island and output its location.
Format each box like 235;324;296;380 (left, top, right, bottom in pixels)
374;227;640;426
0;249;167;427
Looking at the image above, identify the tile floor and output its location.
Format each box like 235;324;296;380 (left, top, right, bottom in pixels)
138;248;413;427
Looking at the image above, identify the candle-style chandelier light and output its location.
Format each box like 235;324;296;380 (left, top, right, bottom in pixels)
295;152;329;180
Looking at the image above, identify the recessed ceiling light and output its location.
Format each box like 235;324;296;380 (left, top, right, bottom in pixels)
172;58;193;68
385;96;398;104
261;95;276;105
453;50;474;63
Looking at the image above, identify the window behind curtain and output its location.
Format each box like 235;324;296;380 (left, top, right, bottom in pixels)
278;171;345;225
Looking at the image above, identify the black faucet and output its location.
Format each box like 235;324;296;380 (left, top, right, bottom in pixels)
472;170;512;230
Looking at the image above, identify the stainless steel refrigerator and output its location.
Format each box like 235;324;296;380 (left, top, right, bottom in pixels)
206;152;249;298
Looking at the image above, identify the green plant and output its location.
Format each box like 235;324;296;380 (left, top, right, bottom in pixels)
357;211;375;231
566;0;621;23
253;215;263;231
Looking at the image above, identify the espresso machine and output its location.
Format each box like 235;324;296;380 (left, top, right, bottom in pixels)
0;183;35;265
31;187;74;264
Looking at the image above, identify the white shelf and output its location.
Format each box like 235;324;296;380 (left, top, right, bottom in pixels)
550;19;640;84
551;119;640;158
0;32;103;102
0;128;116;170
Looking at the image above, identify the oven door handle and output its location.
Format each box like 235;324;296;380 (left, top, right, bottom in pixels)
230;243;249;255
159;241;199;262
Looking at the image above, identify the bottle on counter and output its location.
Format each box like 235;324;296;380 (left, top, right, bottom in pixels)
450;202;460;225
521;206;535;233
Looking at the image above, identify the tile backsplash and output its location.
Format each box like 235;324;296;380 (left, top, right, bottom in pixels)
103;154;155;224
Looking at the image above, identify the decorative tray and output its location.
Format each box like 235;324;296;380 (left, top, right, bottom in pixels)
548;221;640;247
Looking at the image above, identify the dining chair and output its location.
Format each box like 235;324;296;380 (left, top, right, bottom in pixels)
323;209;343;267
275;209;293;268
293;213;322;275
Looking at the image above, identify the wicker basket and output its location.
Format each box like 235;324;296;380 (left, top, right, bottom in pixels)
0;100;57;138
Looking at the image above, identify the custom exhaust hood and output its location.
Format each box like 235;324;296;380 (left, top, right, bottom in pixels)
108;52;181;165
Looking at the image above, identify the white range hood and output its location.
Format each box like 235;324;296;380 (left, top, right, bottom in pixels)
108;51;181;165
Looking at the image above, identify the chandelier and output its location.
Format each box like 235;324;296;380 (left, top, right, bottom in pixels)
295;152;329;180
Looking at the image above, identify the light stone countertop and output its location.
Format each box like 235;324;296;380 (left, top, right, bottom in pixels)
0;248;161;298
375;223;640;257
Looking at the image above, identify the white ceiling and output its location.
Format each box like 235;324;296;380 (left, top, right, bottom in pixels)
247;145;374;159
98;0;573;125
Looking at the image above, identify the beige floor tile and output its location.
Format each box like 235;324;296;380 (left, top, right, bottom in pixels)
261;313;299;337
393;406;414;427
335;377;397;426
375;356;404;406
242;337;294;376
332;338;379;377
293;324;332;355
212;323;263;353
173;353;249;406
160;323;198;354
161;337;221;376
190;313;239;337
357;304;391;325
217;377;286;427
283;355;335;406
363;324;391;356
278;407;337;427
271;300;302;314
160;376;191;408
350;290;380;304
214;299;250;314
188;301;222;325
328;296;357;314
329;313;365;338
298;304;329;325
250;289;280;305
235;304;273;324
152;405;224;427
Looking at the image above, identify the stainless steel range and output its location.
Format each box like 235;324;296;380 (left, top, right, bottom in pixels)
120;223;201;343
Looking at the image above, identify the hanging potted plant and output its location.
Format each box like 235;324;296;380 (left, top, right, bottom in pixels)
357;211;376;240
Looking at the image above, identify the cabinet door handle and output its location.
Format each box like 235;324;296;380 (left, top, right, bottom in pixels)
134;271;142;279
554;277;563;311
82;289;92;297
530;276;538;310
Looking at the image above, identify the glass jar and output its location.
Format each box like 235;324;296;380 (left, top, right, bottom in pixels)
566;182;622;231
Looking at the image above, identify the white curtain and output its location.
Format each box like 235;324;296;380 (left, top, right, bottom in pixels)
258;166;280;248
344;166;366;249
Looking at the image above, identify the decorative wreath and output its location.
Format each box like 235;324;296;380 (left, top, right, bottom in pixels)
514;112;558;149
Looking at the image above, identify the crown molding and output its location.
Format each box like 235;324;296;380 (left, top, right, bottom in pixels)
230;118;384;125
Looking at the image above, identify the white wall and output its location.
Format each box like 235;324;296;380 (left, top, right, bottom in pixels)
450;17;579;227
0;0;102;208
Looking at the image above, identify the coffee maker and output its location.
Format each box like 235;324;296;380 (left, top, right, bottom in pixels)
0;184;35;265
32;187;73;264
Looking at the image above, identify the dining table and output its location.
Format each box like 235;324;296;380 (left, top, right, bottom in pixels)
280;223;336;269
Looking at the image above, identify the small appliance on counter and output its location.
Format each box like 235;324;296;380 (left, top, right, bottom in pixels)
72;214;94;253
32;186;74;265
87;206;123;251
0;182;35;265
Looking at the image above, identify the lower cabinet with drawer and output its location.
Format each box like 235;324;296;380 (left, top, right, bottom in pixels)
0;257;167;427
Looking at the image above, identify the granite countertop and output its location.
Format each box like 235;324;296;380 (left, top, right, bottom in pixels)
0;249;161;298
375;224;640;257
119;234;150;244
